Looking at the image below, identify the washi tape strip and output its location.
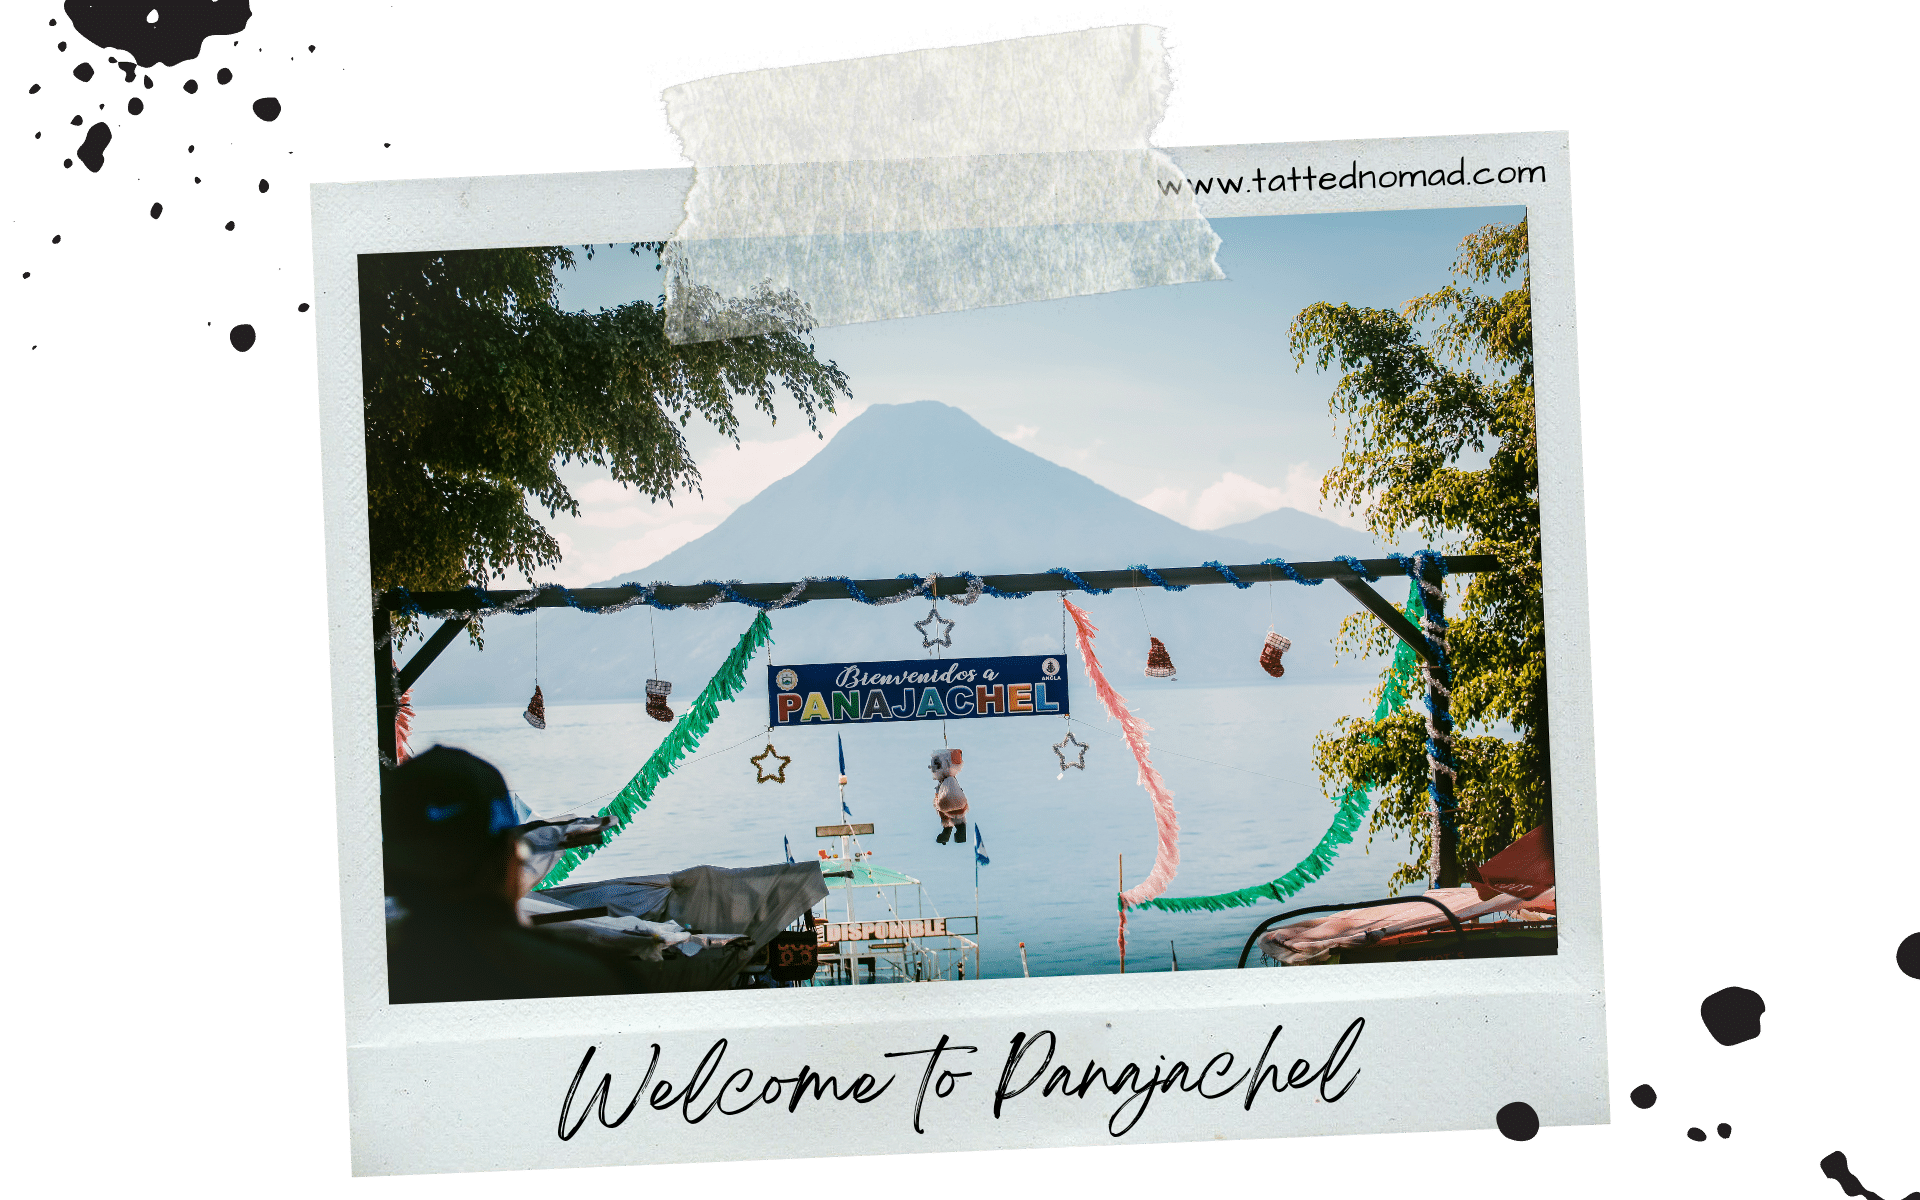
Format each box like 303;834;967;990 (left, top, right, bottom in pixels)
660;26;1223;343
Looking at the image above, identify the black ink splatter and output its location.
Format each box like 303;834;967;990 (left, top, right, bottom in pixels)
224;220;233;230
30;84;42;94
73;62;95;82
59;41;68;51
1898;933;1919;979
1700;986;1765;1046
63;0;253;69
142;74;151;88
149;202;162;219
1687;1127;1706;1142
297;302;309;312
182;78;197;92
251;96;279;121
127;96;142;115
229;324;255;352
257;178;268;193
64;159;73;168
71;114;84;125
1495;1101;1539;1141
217;67;232;85
117;61;137;82
1819;1150;1916;1200
1629;1084;1657;1109
1717;1123;1731;1138
52;235;62;244
76;122;111;171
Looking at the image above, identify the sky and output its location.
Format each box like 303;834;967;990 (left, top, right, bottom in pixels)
542;205;1525;585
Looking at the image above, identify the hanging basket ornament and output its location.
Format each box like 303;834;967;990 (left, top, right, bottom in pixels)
1144;636;1177;679
1259;629;1292;678
523;684;547;730
645;678;674;723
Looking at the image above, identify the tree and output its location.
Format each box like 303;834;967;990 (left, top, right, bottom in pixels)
358;245;851;631
1289;218;1545;890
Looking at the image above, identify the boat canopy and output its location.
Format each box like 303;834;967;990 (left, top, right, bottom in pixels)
818;857;919;889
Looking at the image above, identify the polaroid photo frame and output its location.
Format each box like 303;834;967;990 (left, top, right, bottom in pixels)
314;128;1601;1175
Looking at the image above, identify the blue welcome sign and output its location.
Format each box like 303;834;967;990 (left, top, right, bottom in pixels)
768;655;1071;726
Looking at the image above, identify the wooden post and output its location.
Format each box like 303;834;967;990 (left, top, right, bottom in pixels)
1417;558;1461;888
373;603;398;768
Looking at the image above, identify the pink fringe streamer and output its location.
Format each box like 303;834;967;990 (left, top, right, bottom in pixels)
1064;598;1181;943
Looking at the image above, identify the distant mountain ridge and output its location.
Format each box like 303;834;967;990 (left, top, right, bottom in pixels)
411;402;1397;707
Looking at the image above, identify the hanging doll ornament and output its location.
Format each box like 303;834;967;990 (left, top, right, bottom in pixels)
644;678;674;722
1053;730;1089;779
1259;629;1293;678
1144;636;1178;679
930;748;969;846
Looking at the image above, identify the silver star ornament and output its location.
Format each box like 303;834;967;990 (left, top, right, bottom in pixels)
1053;731;1089;778
914;604;955;649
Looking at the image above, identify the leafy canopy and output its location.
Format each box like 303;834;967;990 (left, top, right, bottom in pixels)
359;245;851;625
1290;218;1545;889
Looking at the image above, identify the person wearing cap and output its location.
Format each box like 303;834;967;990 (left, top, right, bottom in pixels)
383;745;629;1003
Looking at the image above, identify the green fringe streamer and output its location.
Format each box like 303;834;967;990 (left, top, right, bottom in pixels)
1137;578;1425;914
537;610;774;888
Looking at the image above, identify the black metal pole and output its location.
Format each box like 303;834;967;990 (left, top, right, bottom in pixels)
1416;557;1460;888
374;604;398;767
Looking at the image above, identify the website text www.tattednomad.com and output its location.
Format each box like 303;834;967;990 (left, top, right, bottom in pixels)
1160;158;1546;195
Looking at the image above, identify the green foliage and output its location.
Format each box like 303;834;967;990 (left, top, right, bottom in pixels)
359;245;851;629
1290;219;1545;889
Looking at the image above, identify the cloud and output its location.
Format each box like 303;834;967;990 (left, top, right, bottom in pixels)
998;424;1039;444
1138;466;1364;530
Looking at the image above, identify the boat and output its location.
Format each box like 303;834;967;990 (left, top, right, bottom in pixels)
807;851;980;984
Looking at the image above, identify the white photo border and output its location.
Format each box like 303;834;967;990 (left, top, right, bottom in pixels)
314;129;1603;1176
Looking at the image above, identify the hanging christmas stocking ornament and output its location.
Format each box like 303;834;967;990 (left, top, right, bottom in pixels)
523;684;547;729
1144;636;1177;679
645;678;674;722
1259;629;1292;678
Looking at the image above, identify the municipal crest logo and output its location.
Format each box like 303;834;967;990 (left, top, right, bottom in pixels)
775;668;799;691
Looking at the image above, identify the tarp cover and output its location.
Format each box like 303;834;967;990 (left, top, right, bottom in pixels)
1257;887;1528;966
539;862;828;952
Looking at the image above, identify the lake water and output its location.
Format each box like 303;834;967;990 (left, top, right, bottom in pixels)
407;681;1414;978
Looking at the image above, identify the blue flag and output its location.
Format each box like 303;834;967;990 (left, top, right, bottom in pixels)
974;824;989;867
784;835;794;865
837;734;847;778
